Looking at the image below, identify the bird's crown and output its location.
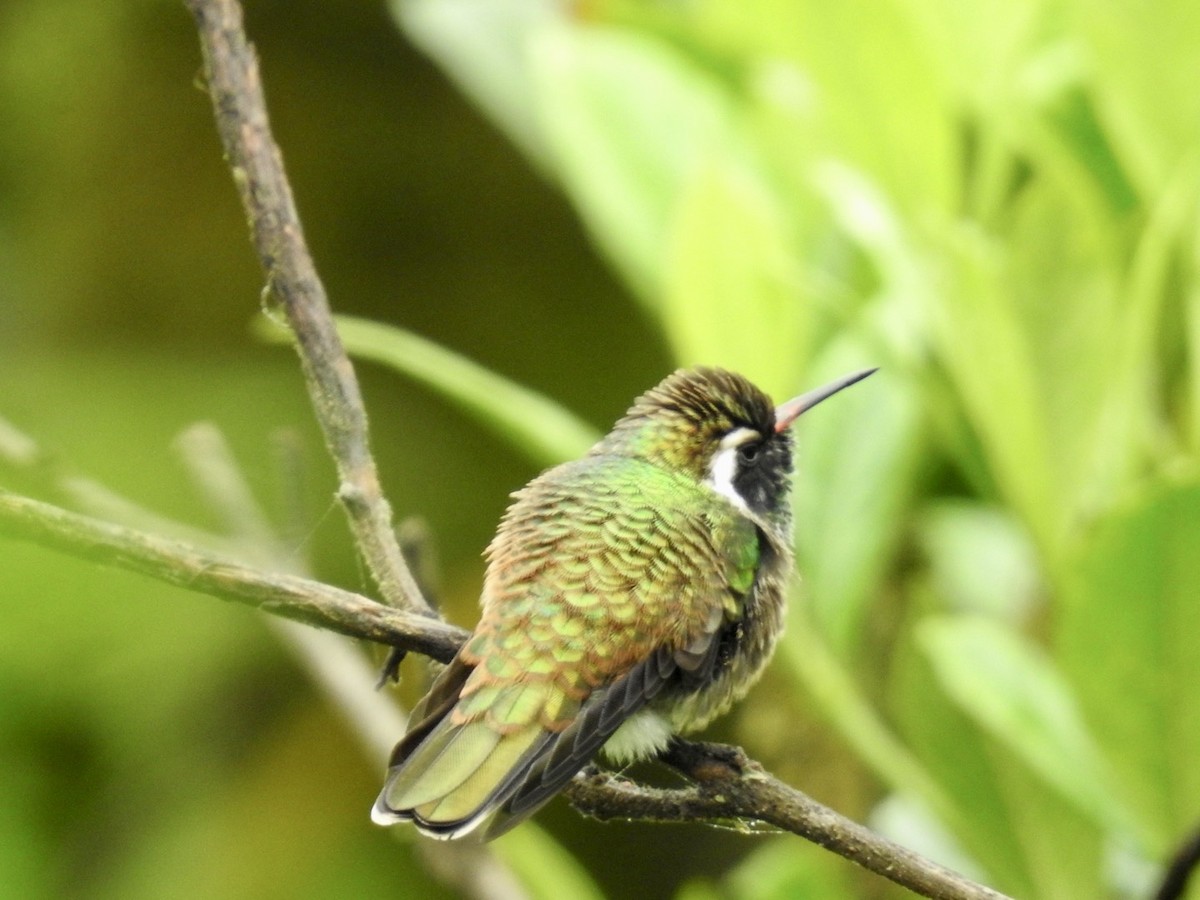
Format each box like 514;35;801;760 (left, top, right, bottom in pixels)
591;367;777;477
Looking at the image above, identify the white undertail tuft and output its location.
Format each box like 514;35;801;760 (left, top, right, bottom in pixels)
601;710;674;765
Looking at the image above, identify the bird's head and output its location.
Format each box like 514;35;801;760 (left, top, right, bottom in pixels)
593;366;876;521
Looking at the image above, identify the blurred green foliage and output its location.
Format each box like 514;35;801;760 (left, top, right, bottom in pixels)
2;0;1199;898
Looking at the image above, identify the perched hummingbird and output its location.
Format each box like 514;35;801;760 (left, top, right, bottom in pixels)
372;366;875;840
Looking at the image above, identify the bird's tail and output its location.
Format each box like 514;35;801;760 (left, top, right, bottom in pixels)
372;644;678;840
371;677;573;840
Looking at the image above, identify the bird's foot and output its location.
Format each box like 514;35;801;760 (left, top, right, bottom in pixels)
374;646;407;689
662;738;747;783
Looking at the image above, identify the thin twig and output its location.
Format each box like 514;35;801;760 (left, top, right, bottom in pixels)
0;488;464;660
184;0;430;617
175;422;283;556
1155;821;1200;900
0;414;226;551
189;422;531;900
24;407;527;900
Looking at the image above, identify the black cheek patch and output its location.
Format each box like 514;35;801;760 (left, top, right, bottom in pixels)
732;437;793;516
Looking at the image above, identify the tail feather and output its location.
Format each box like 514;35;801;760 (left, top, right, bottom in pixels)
373;644;684;839
383;720;503;811
372;679;575;839
389;656;474;767
408;725;545;826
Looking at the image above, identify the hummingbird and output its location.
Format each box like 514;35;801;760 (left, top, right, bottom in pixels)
372;366;875;840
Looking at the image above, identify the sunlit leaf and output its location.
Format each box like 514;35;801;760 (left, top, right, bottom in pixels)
916;501;1039;622
918;615;1130;838
1069;0;1200;193
870;794;987;886
931;229;1062;558
258;316;599;469
1039;85;1139;216
1190;286;1200;453
793;338;922;656
662;163;809;398
778;613;958;839
892;621;1108;899
1058;481;1200;853
530;25;736;299
1001;167;1150;530
694;0;956;216
493;823;607;900
889;624;1036;896
722;835;856;900
1114;162;1200;460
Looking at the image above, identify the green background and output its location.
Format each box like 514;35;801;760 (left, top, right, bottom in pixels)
2;1;1198;898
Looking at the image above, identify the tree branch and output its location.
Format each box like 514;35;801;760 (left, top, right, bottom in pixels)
573;742;1010;900
0;488;464;661
184;0;431;617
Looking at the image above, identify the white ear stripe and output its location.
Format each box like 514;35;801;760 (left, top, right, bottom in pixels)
703;428;758;514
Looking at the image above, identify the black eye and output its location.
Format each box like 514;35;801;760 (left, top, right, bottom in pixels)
737;442;761;465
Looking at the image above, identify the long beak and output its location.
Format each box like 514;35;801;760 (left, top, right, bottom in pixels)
774;367;878;433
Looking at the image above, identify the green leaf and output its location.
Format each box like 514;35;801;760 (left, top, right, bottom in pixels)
931;156;1193;568
1040;85;1139;216
492;822;607;900
984;737;1109;900
530;25;736;299
915;501;1040;622
890;626;1035;896
999;164;1167;531
1190;285;1200;453
794;339;923;656
257;315;598;469
891;621;1108;899
720;835;856;900
662;163;809;398
697;0;956;216
931;228;1062;558
1116;161;1200;459
777;613;958;840
390;0;558;169
1058;481;1200;853
1069;0;1200;194
918;615;1130;838
870;794;988;886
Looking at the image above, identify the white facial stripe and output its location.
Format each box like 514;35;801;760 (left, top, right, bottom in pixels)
704;428;760;514
719;427;759;450
707;445;748;512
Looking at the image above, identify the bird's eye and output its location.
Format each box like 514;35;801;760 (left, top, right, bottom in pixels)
737;442;761;466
